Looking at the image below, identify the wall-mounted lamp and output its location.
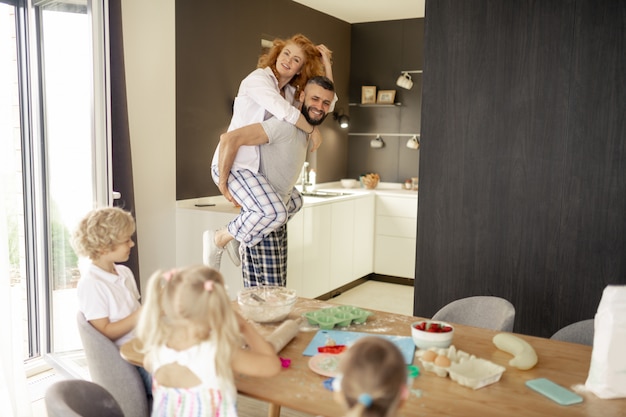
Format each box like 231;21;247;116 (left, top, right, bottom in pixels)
333;111;350;129
397;72;414;90
370;135;385;149
406;134;420;149
396;70;422;90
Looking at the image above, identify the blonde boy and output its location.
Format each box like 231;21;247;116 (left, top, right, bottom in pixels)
71;206;140;347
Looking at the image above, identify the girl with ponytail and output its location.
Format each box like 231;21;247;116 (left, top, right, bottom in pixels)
136;265;281;416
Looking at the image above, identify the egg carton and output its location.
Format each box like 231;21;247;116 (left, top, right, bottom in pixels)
302;306;372;329
415;345;476;377
416;345;505;389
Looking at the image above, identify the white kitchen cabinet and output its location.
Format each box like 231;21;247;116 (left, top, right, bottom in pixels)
374;195;418;279
286;210;304;294
300;203;331;298
352;195;375;281
176;188;410;300
175;205;244;298
288;194;375;298
330;199;356;288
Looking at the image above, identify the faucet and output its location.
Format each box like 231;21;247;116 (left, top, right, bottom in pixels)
300;162;310;192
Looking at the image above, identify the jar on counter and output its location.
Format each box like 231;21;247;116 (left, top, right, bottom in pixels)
411;177;419;191
404;179;413;190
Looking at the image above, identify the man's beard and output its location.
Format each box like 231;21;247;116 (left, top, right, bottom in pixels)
301;103;328;126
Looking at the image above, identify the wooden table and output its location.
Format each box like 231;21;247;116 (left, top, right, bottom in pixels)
121;298;626;417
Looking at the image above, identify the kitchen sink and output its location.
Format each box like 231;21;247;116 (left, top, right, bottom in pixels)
301;191;353;198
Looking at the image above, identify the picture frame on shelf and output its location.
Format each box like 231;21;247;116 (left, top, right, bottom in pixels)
361;86;377;104
377;90;396;104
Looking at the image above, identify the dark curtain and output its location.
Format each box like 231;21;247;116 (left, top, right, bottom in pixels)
108;0;140;289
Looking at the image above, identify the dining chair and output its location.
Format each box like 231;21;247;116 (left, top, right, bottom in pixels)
45;379;124;417
76;311;149;417
431;296;516;332
550;319;594;345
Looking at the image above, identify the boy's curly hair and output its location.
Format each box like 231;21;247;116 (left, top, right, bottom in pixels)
71;207;135;260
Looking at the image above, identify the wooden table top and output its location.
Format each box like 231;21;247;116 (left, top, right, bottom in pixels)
121;298;625;417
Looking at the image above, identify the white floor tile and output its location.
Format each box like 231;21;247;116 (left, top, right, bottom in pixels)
330;280;414;316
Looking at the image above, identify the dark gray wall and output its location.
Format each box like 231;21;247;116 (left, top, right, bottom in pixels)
176;0;351;200
415;0;626;337
347;19;424;183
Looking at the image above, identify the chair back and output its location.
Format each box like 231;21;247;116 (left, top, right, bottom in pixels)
45;379;124;417
431;296;516;332
77;311;149;417
550;319;594;345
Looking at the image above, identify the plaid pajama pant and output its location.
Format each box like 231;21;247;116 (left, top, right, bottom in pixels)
211;165;303;286
212;165;287;247
242;189;303;287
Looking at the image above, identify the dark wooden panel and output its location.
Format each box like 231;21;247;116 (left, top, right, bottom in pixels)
553;0;626;324
175;0;351;199
415;0;625;337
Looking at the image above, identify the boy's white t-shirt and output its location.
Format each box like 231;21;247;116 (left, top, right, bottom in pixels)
77;262;141;347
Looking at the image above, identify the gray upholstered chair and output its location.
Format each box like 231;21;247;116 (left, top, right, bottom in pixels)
77;311;149;417
45;379;124;417
550;319;594;345
431;296;516;332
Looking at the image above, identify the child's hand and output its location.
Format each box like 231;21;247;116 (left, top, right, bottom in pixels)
310;128;323;152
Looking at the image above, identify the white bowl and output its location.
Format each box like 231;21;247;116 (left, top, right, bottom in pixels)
237;286;297;323
340;179;358;188
411;320;454;349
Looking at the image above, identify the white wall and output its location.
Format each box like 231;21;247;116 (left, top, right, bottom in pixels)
121;0;176;291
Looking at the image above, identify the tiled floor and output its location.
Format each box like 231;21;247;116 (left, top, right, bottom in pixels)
30;280;414;416
329;280;414;316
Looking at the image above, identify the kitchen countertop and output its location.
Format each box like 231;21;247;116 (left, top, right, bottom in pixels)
176;182;417;212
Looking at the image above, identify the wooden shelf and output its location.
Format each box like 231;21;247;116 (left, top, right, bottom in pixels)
348;103;402;107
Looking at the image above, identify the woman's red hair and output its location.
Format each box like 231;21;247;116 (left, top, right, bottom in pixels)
258;33;331;95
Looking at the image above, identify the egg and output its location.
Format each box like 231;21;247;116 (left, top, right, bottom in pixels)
434;354;451;368
422;350;438;362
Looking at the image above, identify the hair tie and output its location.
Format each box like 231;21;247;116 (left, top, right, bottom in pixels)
204;280;214;292
357;393;373;408
163;269;176;281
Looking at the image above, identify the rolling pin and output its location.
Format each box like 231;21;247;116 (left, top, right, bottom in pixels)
266;318;301;353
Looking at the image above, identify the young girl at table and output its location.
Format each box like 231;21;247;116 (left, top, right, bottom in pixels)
71;206;152;397
333;337;409;417
136;265;281;416
208;33;336;269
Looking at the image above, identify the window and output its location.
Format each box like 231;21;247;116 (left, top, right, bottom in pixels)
1;0;111;374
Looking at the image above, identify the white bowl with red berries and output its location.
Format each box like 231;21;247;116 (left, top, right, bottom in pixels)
411;320;455;349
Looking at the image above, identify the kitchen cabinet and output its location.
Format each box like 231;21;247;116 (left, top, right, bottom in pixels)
175;205;245;298
330;200;353;289
176;187;411;299
331;196;375;289
299;203;331;298
374;194;418;279
351;195;375;281
287;193;375;298
285;210;303;294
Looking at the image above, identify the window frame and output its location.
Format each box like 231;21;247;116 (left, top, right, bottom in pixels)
3;0;112;376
